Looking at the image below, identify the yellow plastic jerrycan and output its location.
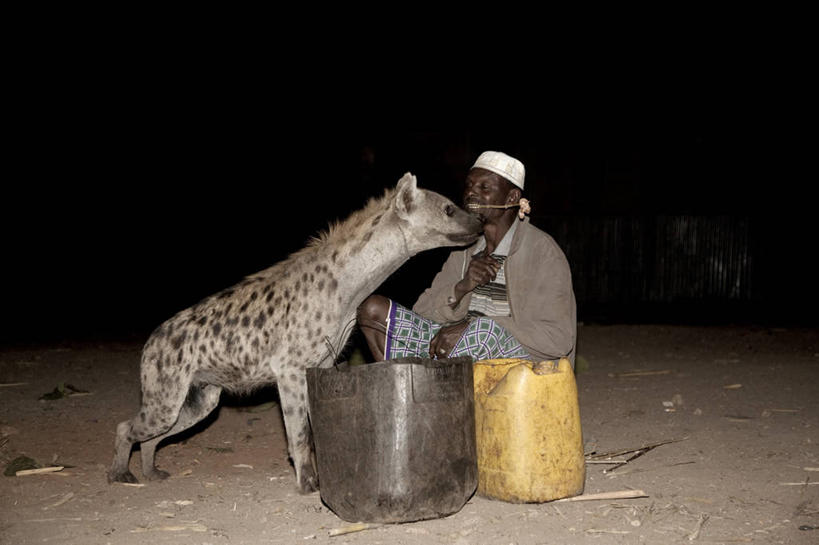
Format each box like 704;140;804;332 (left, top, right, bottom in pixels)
473;358;585;503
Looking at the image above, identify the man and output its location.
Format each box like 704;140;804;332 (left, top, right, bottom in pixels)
357;151;577;366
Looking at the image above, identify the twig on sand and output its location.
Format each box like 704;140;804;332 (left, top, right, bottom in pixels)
0;382;28;387
22;517;84;523
329;522;383;536
553;489;648;503
586;437;689;474
781;475;813;488
16;466;64;476
795;500;819;516
130;524;208;533
612;460;696;477
612;369;672;378
45;492;74;509
588;437;688;461
687;513;710;541
586;529;631;535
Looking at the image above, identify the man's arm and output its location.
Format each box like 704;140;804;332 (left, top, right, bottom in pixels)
412;250;471;323
494;235;576;363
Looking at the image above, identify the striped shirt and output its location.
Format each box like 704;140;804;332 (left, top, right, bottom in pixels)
466;221;518;318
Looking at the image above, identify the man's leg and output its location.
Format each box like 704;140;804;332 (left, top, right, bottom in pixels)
449;317;531;361
357;294;391;361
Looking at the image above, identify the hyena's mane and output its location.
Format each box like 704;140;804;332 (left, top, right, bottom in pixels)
306;186;396;250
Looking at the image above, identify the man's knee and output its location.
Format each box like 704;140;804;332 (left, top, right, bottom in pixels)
357;295;390;326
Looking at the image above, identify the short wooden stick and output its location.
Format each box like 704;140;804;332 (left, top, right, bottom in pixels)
553;489;648;503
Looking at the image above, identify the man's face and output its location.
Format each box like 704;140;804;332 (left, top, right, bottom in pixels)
463;168;517;220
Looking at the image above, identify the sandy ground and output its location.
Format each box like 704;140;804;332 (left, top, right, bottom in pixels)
1;324;817;545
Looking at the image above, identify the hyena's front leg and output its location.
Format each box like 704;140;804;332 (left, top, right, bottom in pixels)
278;370;318;494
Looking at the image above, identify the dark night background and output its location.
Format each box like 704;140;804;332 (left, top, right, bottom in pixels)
2;118;815;347
1;0;814;350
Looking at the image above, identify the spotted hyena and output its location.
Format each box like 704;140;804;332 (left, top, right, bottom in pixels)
108;173;483;492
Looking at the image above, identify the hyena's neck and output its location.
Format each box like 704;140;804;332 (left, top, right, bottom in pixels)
338;212;410;308
315;207;411;312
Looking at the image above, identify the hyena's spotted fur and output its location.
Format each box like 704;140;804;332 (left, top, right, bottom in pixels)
108;173;483;492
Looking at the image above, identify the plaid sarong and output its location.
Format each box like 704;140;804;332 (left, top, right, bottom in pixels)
385;301;531;360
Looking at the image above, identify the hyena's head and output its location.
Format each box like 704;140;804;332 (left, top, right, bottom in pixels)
393;172;483;253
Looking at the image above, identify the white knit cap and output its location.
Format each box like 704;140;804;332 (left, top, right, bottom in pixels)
471;151;525;190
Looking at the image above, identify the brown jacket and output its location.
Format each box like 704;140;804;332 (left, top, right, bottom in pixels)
412;218;577;365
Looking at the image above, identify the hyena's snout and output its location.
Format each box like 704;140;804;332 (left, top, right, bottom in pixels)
446;207;484;244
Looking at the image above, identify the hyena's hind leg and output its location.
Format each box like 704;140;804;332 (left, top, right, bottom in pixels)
277;371;318;494
108;383;221;484
139;383;222;480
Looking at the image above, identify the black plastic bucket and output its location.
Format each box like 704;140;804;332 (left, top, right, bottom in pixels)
306;357;477;523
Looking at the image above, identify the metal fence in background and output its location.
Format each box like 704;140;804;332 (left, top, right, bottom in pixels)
538;215;754;318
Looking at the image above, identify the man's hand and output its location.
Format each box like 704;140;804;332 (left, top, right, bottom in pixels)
429;320;471;359
451;253;501;306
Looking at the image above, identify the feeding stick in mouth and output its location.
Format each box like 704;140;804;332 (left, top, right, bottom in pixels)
467;198;531;219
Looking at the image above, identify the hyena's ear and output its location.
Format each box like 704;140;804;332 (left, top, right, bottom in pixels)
394;172;419;220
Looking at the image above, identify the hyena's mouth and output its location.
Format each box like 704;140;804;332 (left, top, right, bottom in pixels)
447;232;482;244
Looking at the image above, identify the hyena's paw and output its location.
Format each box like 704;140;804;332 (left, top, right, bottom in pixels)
296;464;319;494
144;468;171;481
108;469;139;484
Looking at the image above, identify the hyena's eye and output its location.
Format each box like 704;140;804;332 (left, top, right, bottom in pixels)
444;204;455;217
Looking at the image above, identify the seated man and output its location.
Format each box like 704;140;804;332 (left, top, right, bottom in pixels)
357;151;577;366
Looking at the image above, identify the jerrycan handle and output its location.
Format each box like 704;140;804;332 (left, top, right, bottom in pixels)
485;358;574;397
485;361;535;397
